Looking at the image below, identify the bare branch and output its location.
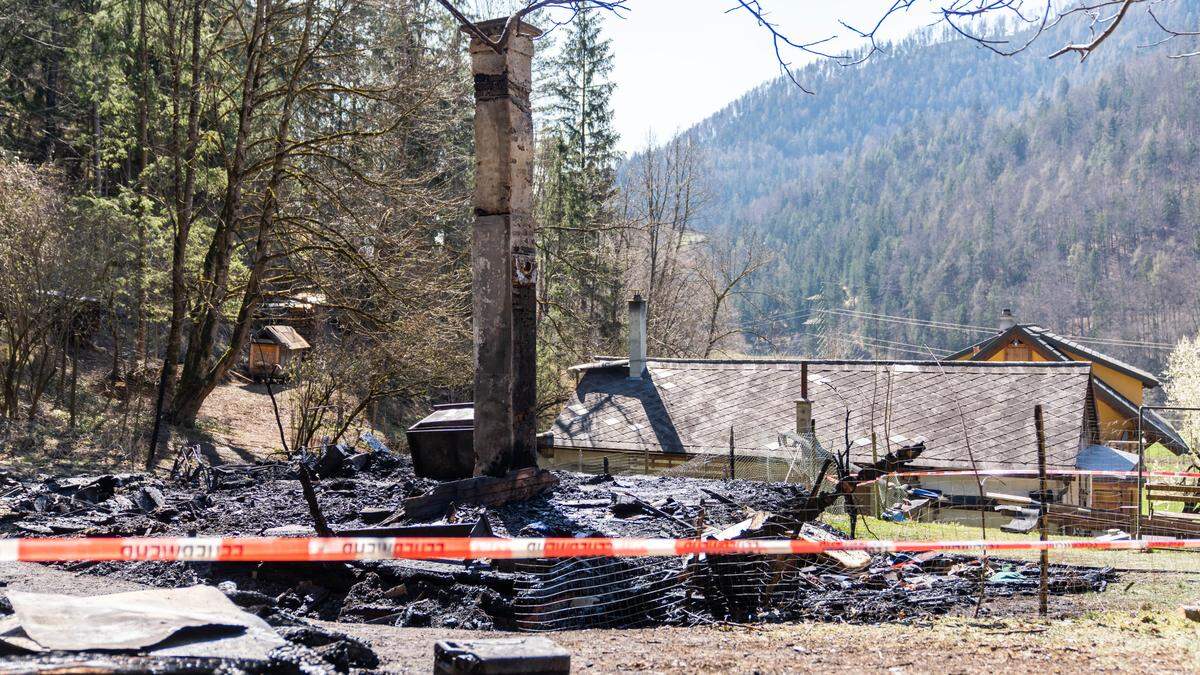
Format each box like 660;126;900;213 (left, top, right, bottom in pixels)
1049;0;1137;60
727;0;842;94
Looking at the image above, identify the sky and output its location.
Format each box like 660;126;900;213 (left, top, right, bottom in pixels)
593;2;939;154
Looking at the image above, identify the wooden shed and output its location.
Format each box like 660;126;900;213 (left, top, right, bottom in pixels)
248;325;311;380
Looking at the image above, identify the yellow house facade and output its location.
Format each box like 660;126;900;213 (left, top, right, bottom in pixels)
947;311;1187;453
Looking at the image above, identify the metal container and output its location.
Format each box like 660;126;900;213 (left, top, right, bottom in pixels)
406;403;474;480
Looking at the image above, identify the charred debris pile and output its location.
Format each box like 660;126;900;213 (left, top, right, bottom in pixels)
0;440;1114;634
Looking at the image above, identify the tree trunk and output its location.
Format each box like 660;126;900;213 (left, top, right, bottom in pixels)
109;293;121;382
133;0;149;365
171;0;310;427
147;0;208;465
69;342;78;430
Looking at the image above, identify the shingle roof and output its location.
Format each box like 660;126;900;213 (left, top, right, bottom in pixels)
946;324;1187;453
1027;326;1159;387
1090;378;1189;453
947;324;1160;387
253;325;311;351
550;359;1095;470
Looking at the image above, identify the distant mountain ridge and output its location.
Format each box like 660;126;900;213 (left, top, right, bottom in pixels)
668;5;1200;373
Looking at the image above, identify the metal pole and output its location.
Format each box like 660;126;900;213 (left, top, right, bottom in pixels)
871;431;880;518
1137;406;1144;541
1035;404;1049;618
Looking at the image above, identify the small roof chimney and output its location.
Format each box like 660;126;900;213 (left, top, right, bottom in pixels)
998;308;1016;331
628;293;647;379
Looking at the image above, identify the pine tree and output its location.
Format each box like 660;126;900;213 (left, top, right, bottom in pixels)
537;5;622;367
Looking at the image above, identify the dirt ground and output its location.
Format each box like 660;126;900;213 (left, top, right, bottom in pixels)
2;562;1197;673
174;379;298;462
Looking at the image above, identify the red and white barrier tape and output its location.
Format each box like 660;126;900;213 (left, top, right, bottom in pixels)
2;536;1199;562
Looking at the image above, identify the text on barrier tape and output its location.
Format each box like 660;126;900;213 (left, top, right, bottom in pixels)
3;536;1200;562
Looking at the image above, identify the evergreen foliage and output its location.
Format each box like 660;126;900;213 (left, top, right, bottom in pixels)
676;6;1200;372
536;6;624;409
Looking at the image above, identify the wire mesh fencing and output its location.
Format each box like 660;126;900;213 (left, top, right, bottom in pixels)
503;519;1120;631
534;391;1200;631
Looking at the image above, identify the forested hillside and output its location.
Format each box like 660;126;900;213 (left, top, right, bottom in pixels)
0;0;757;464
683;5;1200;373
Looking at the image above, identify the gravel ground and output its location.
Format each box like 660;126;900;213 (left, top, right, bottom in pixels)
2;562;1195;673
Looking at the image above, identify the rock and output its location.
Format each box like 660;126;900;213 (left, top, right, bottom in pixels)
1182;605;1200;622
359;507;391;524
134;486;166;513
434;637;570;675
315;445;351;478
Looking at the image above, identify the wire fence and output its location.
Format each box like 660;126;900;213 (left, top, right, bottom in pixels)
504;516;1120;631
518;374;1200;631
545;405;1200;569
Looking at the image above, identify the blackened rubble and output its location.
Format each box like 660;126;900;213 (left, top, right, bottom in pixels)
0;585;380;673
0;443;1116;636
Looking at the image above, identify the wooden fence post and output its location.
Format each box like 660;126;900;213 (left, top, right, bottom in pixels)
728;426;735;481
1035;404;1049;618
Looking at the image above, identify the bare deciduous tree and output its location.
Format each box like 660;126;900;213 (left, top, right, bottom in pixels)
620;137;774;358
0;162;97;424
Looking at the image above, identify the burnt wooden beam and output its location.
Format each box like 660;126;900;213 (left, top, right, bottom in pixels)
399;467;558;522
788;441;927;525
298;464;333;537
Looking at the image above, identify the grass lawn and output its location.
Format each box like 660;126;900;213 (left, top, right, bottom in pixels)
819;512;1200;571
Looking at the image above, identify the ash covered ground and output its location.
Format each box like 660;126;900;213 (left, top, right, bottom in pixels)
0;446;1115;636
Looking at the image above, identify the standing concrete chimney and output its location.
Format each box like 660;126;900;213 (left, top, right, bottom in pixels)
795;361;811;435
999;308;1016;331
794;399;812;436
628;293;647;379
466;19;542;477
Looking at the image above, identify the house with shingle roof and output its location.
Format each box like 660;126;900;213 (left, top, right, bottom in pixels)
541;300;1171;517
543;355;1109;514
946;309;1187;455
548;358;1097;471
